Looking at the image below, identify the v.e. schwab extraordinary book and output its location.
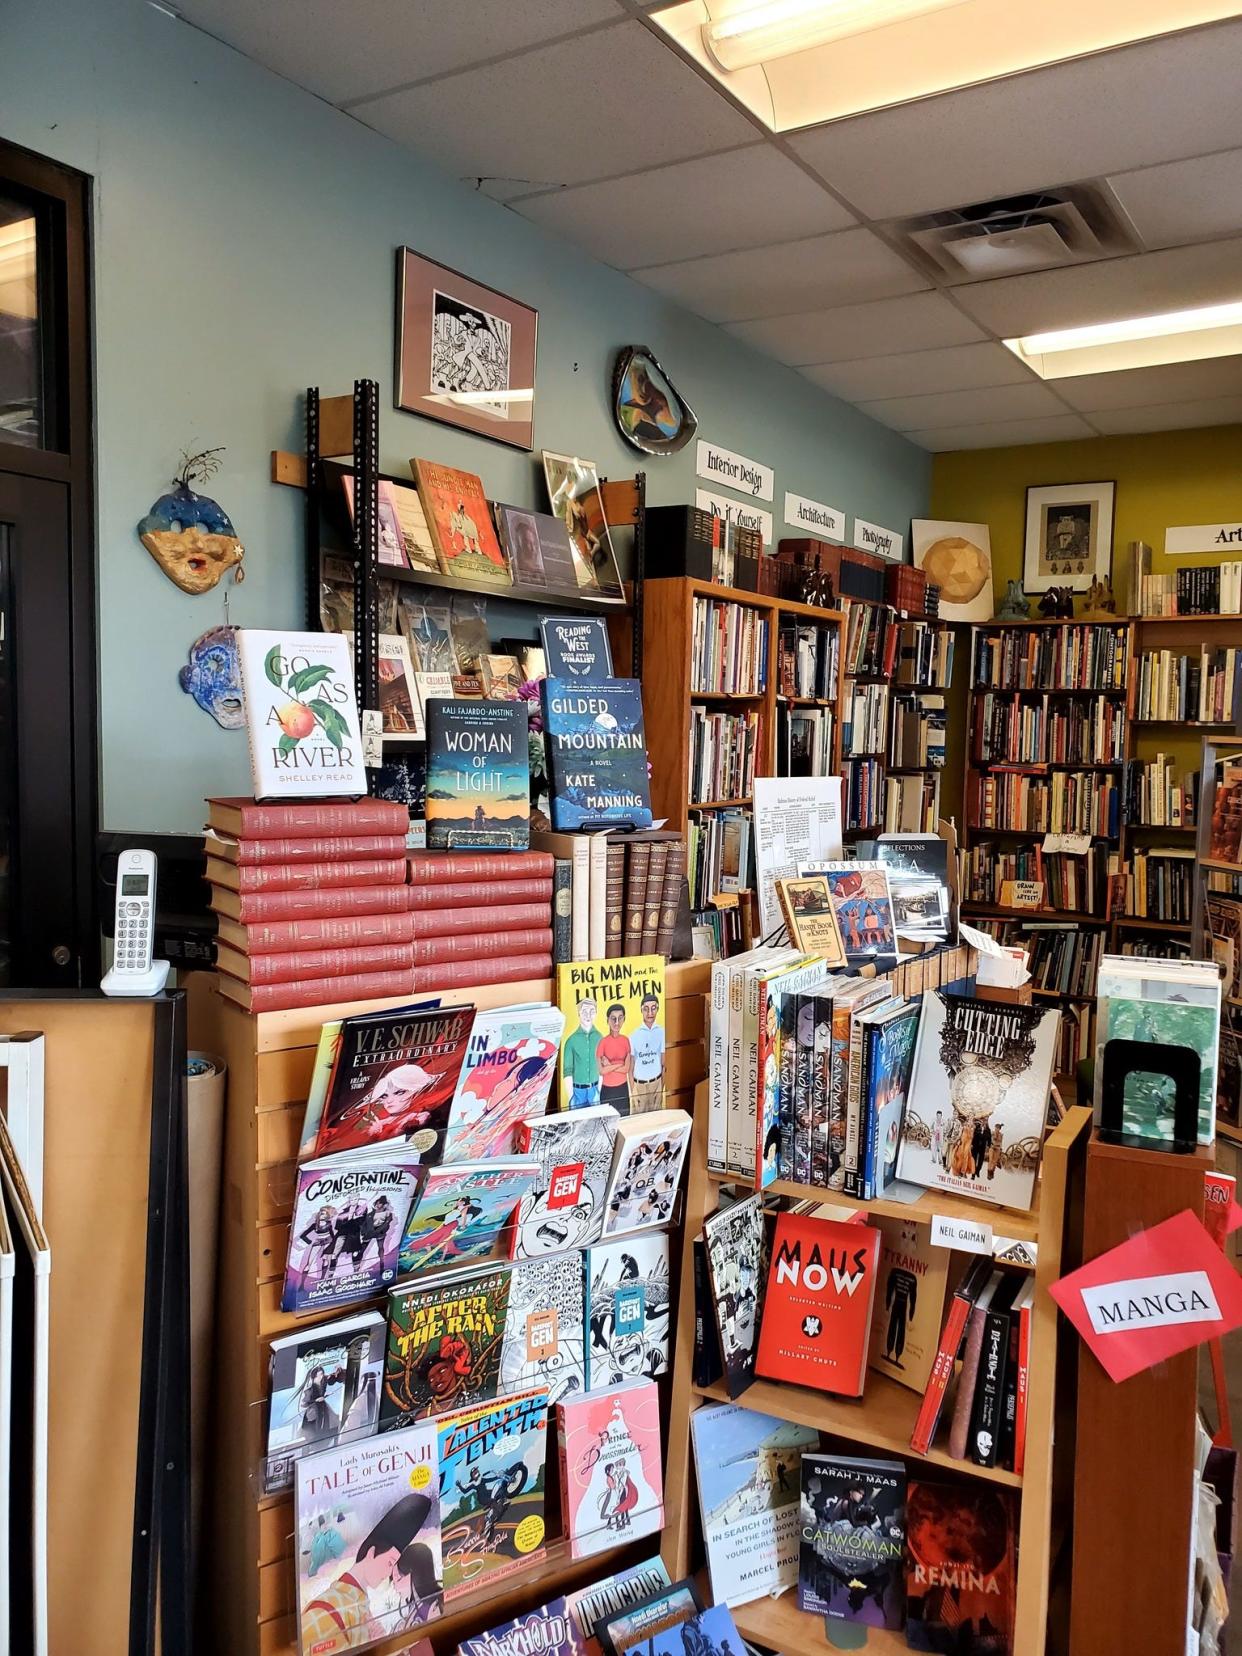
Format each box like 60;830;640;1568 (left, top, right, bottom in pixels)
557;1377;664;1560
540;677;653;831
755;1209;880;1395
436;1386;550;1597
425;698;531;851
905;1481;1016;1654
441;1004;565;1162
265;1309;385;1494
800;1453;906;1628
281;1145;426;1314
397;1159;538;1275
237;629;366;800
412;458;512;586
896;992;1059;1212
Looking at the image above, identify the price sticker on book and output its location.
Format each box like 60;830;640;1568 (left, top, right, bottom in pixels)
931;1213;993;1255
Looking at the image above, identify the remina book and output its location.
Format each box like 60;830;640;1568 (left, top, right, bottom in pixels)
905;1481;1016;1654
540;677;653;831
237;628;366;800
425;698;531;851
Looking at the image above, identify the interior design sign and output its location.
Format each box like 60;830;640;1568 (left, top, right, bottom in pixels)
784;491;845;539
1165;521;1242;554
695;487;774;547
696;439;774;502
853;517;904;561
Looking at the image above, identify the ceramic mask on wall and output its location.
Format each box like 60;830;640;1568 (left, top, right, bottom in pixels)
138;447;245;594
178;624;244;728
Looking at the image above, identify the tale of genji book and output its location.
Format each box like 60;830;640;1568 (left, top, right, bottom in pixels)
540;678;653;831
237;629;366;800
425;698;531;851
281;1145;427;1314
437;1386;551;1597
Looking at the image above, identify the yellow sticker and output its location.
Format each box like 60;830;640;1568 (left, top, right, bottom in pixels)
412;1127;438;1153
408;1463;432;1491
513;1514;545;1555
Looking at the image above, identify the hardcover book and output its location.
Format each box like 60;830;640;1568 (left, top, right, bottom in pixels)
378;632;424;738
412;459;512;586
397;1158;538;1275
876;833;951;942
564;1559;673;1656
755;1209;880;1395
800;1453;905;1628
494;504;582;592
866;1216;949;1396
600;1110;692;1237
775;877;847;965
281;1145;426;1314
425;699;531;851
295;1421;443;1653
905;1482;1016;1654
458;1598;581;1656
596;1579;703;1656
380;1264;512;1428
441;1005;565;1162
896;992;1059;1212
692;1402;819;1607
539;617;614;682
702;1191;767;1398
555;956;665;1114
265;1310;385;1494
500;1252;588;1408
510;1106;620;1259
584;1230;671;1388
237;629;366;800
557;1377;664;1559
864;1000;922;1197
540;678;653;831
436;1387;550;1596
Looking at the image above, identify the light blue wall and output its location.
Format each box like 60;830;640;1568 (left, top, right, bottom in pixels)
3;0;930;831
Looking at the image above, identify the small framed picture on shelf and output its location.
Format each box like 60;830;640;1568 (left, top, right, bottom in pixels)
1023;480;1115;593
542;450;624;596
395;247;537;450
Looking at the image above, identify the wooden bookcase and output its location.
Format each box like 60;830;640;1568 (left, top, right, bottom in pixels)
187;960;708;1656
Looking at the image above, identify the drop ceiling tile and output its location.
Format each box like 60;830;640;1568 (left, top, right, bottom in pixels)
1090;395;1242;434
174;0;622;104
788;20;1242;220
951;236;1242;338
1109;149;1242;250
906;414;1098;451
1052;356;1242;412
724;292;985;367
355;22;758;191
859;381;1070;432
802;342;1034;401
628;227;921;321
513;150;854;273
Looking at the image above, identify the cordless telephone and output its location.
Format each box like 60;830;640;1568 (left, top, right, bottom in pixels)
101;848;170;996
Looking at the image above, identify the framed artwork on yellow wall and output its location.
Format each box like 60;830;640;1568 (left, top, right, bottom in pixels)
1023;481;1115;592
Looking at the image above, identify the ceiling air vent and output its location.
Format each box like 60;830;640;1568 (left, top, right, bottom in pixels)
891;183;1137;282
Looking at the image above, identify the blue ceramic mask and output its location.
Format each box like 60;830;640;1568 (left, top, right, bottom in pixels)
179;624;244;729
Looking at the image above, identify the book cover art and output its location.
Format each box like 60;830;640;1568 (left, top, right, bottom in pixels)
754;1210;880;1395
601;1111;691;1236
642;1606;745;1656
541;678;653;831
542;451;622;594
691;1403;819;1607
896;993;1059;1212
315;1005;477;1161
413;459;512;586
555;956;665;1113
442;1005;565;1162
386;480;440;573
237;629;366;799
564;1558;672;1656
775;877;847;965
597;1579;703;1656
539;617;614;682
265;1311;385;1494
905;1481;1016;1654
585;1230;671;1388
458;1597;581;1656
866;1001;922;1196
1094;957;1221;1145
877;834;951;941
377;632;424;738
800;860;899;968
282;1147;426;1314
501;1252;588;1408
492;504;550;589
557;1377;664;1559
702;1192;767;1398
300;1018;344;1158
866;1217;950;1395
511;1106;619;1259
800;1454;905;1628
425;698;531;851
437;1387;550;1597
342;472;409;569
380;1265;512;1428
295;1421;443;1653
398;1159;537;1275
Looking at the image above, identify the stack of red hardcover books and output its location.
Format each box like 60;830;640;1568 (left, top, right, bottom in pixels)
205;797;555;1012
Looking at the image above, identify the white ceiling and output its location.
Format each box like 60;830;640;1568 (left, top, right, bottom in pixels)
169;0;1242;449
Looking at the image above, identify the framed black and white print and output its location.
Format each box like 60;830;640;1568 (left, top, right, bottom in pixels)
1023;480;1115;593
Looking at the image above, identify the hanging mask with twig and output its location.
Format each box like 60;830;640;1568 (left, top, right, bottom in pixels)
138;446;246;594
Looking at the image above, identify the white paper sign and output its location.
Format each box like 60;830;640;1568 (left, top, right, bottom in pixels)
853;517;904;561
931;1213;993;1254
1081;1269;1221;1335
696;488;774;547
785;491;845;540
752;776;844;937
1165;522;1242;555
696;439;774;501
1043;832;1091;855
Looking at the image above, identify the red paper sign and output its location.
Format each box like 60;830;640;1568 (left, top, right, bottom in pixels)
1049;1208;1242;1383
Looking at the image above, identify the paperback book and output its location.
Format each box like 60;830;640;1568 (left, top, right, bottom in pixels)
237;628;366;799
1093;954;1221;1145
397;1158;538;1275
557;1377;664;1559
541;677;654;831
585;1230;672;1388
564;1559;673;1656
701;1191;767;1398
436;1387;551;1596
906;1482;1016;1654
755;1209;880;1396
601;1110;692;1236
441;1004;565;1162
596;1579;703;1656
500;1251;588;1408
282;1145;426;1314
381;1264;512;1428
457;1598;580;1656
775;877;847;965
800;1454;905;1628
866;1216;950;1395
510;1105;620;1259
876;833;951;943
800;860;899;969
556;956;666;1114
863;999;922;1198
492;503;573;590
265;1310;385;1494
412;459;512;586
641;1606;745;1656
425;698;531;851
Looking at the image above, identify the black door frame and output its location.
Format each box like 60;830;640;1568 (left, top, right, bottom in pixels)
0;137;97;985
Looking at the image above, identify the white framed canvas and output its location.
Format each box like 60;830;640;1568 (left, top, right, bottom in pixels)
911;519;993;622
1023;482;1115;593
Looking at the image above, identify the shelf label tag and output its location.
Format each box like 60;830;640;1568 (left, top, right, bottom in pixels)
696;439;774;501
1042;833;1091;855
1165;521;1242;555
931;1213;993;1254
785;490;845;540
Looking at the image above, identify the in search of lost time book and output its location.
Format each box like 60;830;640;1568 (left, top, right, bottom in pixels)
800;1453;905;1629
897;992;1060;1213
557;1376;664;1560
691;1401;819;1608
282;1143;427;1315
755;1208;880;1396
425;698;531;851
540;677;653;831
905;1481;1016;1654
295;1419;443;1654
264;1309;385;1494
436;1386;551;1597
440;1004;565;1162
237;629;366;800
585;1229;672;1389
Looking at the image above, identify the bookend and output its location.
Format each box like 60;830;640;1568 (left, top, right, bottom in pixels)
1097;1036;1200;1151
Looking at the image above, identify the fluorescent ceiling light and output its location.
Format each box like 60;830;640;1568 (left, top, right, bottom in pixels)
1005;300;1242;379
702;0;967;71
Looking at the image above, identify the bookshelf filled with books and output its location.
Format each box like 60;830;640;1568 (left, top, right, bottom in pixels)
1194;738;1242;1136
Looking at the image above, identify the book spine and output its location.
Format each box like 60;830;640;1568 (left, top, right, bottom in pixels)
410;953;552;992
233;911;419;951
410;929;553;965
228;884;413;922
231;833;408;864
604;843;626;958
213;799;408;838
405;851;554;881
708;962;730;1173
571;837;590;963
948;1304;990;1459
1014;1294;1032;1476
692;1236;724;1389
407;878;553;910
237;941;412;985
623;844;651;955
228;967;416;1012
655;839;686;957
641;843;669;952
727;970;752;1177
970;1305;1011;1466
588;835;609;959
911;1292;974;1455
842;1013;868;1198
551;860;573;964
998;1315;1021;1472
224;857;407;893
556;1416;580;1560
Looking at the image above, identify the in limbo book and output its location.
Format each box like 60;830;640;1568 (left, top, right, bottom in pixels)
866;1215;949;1396
800;1454;906;1628
692;1402;819;1607
265;1310;385;1494
237;629;365;799
282;1146;426;1314
412;458;512;586
315;1005;476;1161
380;1264;512;1428
557;1377;664;1559
755;1209;880;1395
702;1192;767;1398
441;1004;565;1162
397;1159;538;1275
540;678;653;831
585;1230;671;1388
556;956;665;1113
906;1481;1016;1654
425;699;531;851
295;1421;443;1653
437;1387;551;1597
511;1106;619;1259
896;992;1059;1212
